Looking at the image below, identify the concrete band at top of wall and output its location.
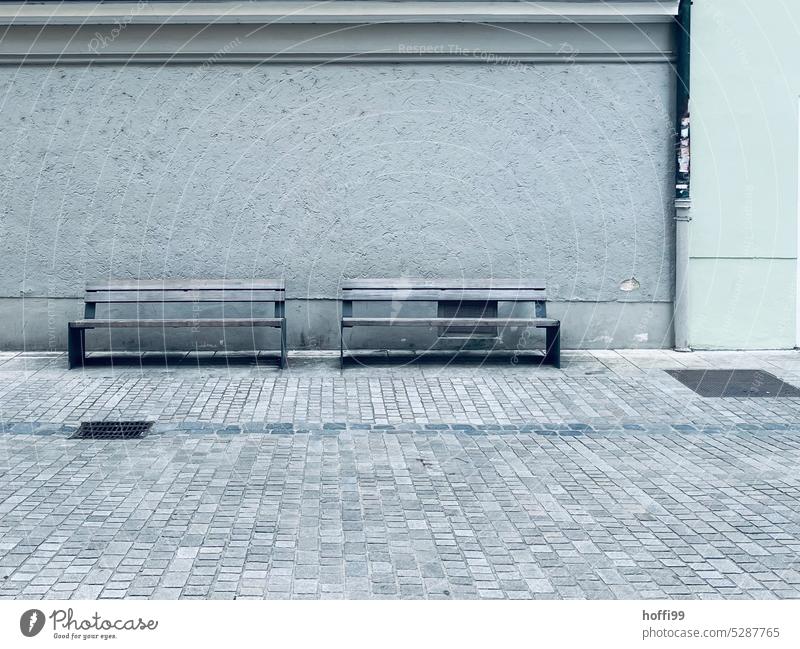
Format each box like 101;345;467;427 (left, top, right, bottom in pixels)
0;2;678;65
0;22;676;65
0;11;678;351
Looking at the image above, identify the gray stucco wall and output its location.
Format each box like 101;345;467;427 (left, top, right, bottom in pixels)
0;62;674;352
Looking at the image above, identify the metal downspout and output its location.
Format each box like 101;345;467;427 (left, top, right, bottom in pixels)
674;0;692;351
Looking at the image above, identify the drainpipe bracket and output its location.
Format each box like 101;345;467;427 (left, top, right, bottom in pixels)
674;198;692;222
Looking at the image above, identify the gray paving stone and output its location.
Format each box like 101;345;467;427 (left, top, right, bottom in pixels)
2;352;800;600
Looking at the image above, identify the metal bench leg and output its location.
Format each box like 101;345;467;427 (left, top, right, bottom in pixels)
545;324;561;369
280;318;288;369
67;327;85;369
340;300;352;370
339;323;345;370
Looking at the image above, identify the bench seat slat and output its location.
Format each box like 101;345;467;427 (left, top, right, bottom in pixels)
86;279;285;291
70;318;283;328
341;279;544;290
342;289;546;301
342;317;559;327
85;290;284;303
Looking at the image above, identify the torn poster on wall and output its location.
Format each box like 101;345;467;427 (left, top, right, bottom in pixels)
676;112;690;199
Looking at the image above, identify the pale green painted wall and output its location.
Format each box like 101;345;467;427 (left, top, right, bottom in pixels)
691;0;800;348
689;259;795;349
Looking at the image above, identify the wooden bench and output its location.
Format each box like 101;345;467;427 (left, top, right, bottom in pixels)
68;279;287;369
340;279;560;368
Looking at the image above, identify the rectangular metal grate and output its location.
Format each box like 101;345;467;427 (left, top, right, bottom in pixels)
71;421;153;440
666;370;800;398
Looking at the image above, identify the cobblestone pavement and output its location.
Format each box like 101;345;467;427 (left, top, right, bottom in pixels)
0;424;799;600
1;351;800;599
1;350;800;427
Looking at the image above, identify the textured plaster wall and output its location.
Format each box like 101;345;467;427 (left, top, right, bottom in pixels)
0;63;674;350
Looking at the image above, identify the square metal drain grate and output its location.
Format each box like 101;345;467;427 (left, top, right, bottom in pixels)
71;421;153;440
666;369;800;398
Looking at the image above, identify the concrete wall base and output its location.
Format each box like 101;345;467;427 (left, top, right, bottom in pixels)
0;298;673;351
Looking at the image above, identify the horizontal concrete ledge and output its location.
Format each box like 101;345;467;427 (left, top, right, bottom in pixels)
0;52;674;65
0;1;680;26
0;20;676;65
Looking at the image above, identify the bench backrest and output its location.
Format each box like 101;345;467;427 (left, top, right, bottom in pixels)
83;280;285;318
341;279;548;316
